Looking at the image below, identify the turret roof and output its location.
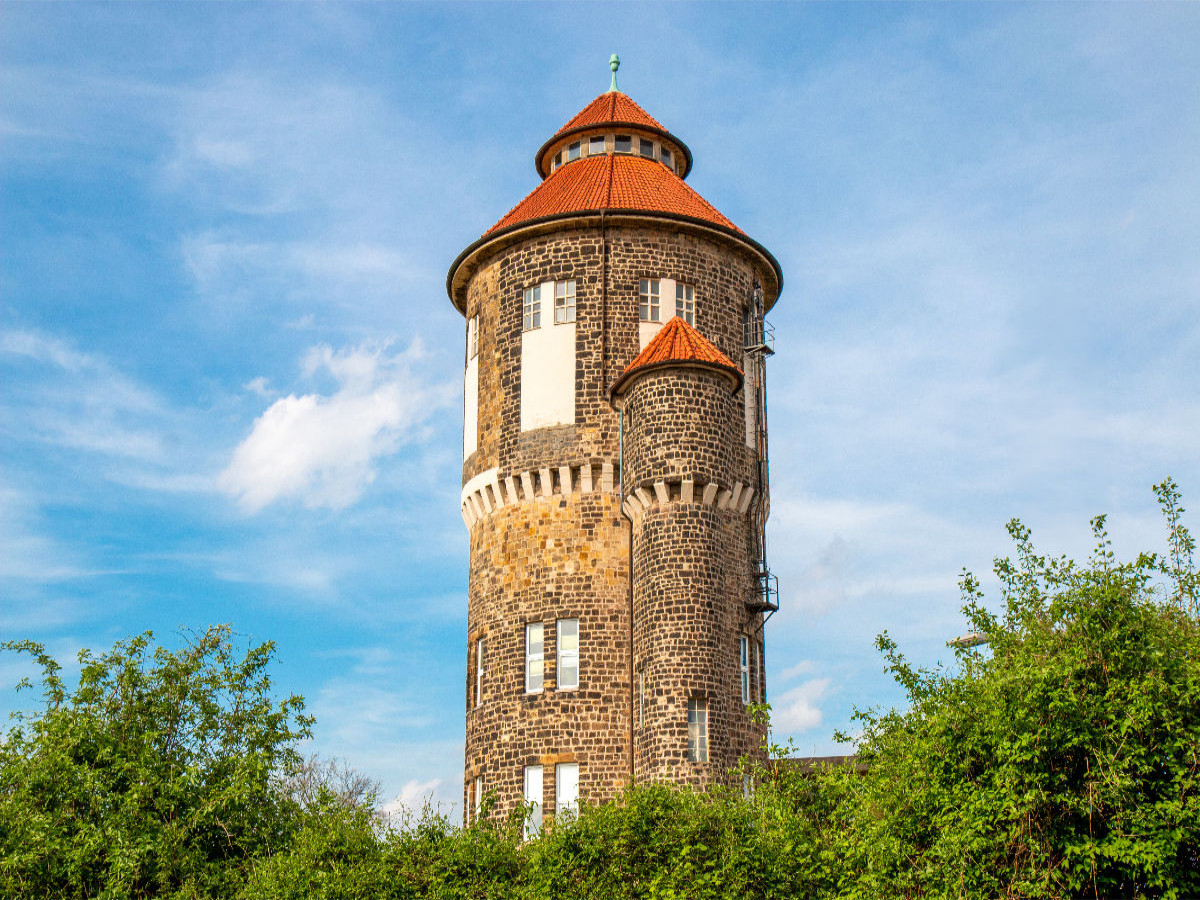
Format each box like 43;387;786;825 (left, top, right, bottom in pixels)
556;91;667;135
487;154;740;236
609;316;743;398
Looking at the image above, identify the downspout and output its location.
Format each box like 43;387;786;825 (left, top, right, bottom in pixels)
620;400;635;781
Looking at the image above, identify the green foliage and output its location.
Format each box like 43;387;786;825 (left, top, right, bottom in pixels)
4;483;1197;898
822;479;1200;898
0;625;312;899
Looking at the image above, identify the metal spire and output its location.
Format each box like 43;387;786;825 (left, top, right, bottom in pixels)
609;54;620;93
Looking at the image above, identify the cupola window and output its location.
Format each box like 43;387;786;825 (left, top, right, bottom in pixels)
660;148;672;169
567;141;581;161
553;151;561;168
589;135;605;155
639;278;660;322
639;138;654;158
614;134;632;154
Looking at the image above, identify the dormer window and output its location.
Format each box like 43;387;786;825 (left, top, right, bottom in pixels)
614;135;632;154
660;148;672;169
567;142;581;161
639;138;654;158
589;135;605;155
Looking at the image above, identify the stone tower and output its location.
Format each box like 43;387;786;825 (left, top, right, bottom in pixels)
446;58;782;827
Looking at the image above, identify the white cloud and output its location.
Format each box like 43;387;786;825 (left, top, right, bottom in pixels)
0;328;168;463
778;659;816;682
381;778;444;817
773;677;832;734
219;340;449;513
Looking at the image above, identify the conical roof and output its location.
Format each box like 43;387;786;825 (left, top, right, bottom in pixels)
556;91;666;135
609;316;743;398
487;154;741;236
534;90;692;178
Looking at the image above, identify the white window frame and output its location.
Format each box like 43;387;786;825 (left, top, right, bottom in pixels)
467;315;479;360
688;697;708;762
524;765;543;838
555;762;579;820
676;283;695;325
474;636;484;707
473;775;483;821
556;618;579;691
588;135;605;156
554;280;576;325
523;285;541;331
525;621;544;693
739;636;750;705
639;278;660;323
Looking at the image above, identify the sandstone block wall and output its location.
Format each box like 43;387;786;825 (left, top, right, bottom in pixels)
460;224;773;820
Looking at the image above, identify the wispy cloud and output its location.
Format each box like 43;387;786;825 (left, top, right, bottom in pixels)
772;677;832;734
219;339;450;513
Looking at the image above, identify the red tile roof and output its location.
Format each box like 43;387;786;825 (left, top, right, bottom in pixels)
556;92;666;135
610;316;743;397
486;154;741;236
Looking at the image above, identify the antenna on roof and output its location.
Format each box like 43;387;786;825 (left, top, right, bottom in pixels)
609;54;620;93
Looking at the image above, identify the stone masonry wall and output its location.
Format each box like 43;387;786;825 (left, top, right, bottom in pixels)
459;223;773;820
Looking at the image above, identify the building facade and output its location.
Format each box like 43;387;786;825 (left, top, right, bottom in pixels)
446;59;782;828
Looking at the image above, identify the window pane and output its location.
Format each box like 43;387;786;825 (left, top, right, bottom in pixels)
555;763;578;819
688;698;708;762
524;765;542;838
740;636;750;705
475;637;484;707
567;141;581;161
557;618;579;690
589;135;605;155
554;280;575;324
661;148;672;168
676;283;694;325
526;622;544;692
639;138;654;158
639;278;660;323
474;775;483;820
614;135;632;153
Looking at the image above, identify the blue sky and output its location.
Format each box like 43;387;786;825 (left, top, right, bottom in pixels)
3;2;1198;812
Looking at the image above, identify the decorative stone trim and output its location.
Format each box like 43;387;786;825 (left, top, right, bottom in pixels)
621;477;756;522
460;461;618;528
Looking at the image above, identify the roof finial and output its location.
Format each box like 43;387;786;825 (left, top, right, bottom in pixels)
609;54;620;93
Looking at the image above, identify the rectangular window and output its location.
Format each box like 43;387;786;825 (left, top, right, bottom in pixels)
557;618;579;690
687;698;708;762
639;138;654;158
523;285;541;331
639;278;660;322
474;775;483;821
524;765;543;838
567;141;581;161
555;762;579;819
676;283;695;325
554;280;576;324
467;315;479;360
553;151;561;168
589;135;605;155
660;148;673;169
639;672;645;728
739;636;750;705
525;622;544;693
614;134;632;154
475;636;484;707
